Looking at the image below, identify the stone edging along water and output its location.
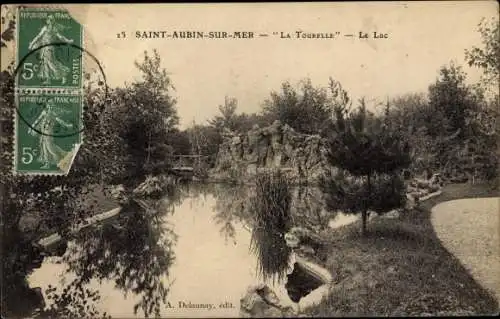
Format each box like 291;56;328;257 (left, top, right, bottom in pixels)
37;207;122;250
292;253;333;309
290;188;444;310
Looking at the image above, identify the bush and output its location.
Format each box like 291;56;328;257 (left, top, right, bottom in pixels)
321;170;407;221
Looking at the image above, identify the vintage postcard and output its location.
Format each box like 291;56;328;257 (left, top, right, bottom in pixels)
1;2;498;318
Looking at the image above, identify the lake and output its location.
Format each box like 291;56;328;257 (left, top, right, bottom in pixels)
24;183;355;318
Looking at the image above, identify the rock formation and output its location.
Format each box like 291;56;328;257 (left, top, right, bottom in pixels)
240;284;296;317
405;173;444;209
211;121;330;183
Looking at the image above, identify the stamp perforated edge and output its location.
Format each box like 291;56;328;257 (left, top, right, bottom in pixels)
12;5;85;176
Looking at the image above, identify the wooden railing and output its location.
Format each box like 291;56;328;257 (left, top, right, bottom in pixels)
167;155;209;171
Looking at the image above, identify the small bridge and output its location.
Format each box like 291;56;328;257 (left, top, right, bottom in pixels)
168;155;209;173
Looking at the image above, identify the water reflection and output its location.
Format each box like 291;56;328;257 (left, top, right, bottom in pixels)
250;227;292;285
211;184;326;287
212;185;252;244
59;199;177;318
34;278;106;319
4;183;338;318
2;228;46;318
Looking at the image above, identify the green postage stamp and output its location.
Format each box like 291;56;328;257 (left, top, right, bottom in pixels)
15;92;82;174
15;7;84;175
16;7;83;88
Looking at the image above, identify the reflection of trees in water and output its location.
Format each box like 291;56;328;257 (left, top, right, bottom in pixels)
210;184;334;285
1;184;112;318
1;227;46;318
213;207;237;244
60;200;177;318
34;279;108;319
167;182;214;213
212;184;253;243
211;185;333;243
2;224;107;319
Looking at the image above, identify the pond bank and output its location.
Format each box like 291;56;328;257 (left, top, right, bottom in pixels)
301;183;499;316
15;182;499;318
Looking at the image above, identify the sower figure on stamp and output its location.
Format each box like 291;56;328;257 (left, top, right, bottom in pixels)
28;101;73;169
28;15;74;85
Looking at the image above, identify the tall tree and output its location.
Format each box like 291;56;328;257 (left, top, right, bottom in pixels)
465;17;500;91
262;79;334;135
116;49;179;178
428;64;479;139
321;81;411;236
186;122;222;167
209;96;238;131
463;18;499;183
1;42;125;319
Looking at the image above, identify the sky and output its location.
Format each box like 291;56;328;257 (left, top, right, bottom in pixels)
3;2;498;129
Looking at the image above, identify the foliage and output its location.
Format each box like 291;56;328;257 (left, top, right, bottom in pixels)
385;93;435;174
0;66;115;318
386;62;497;184
1;10;179;315
209;96;269;134
208;96;238;131
60;200;177;318
113;49;179;179
427;64;480;139
249;171;293;283
0;10;108;313
250;170;293;230
166;128;191;155
185;122;222;167
321;83;411;235
321;171;407;216
262;79;334;135
250;225;292;284
35;282;110;319
465;17;500;90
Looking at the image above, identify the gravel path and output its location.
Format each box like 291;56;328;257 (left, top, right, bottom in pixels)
431;197;500;302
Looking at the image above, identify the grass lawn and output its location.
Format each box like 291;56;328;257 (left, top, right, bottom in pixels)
302;182;499;316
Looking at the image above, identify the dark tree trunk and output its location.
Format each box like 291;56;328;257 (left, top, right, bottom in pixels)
361;173;372;236
361;209;368;236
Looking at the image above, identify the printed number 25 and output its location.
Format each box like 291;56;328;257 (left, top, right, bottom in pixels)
21;147;34;164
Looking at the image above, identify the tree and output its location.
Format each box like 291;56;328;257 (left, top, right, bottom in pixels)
428;64;480;139
425;63;497;182
58;201;177;318
186;121;222;167
200;96;269;168
166;128;191;155
464;17;499;185
115;50;179;179
209;96;238;131
262;79;334;135
320;81;411;236
1;57;122;319
0;14;176;316
465;17;500;91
